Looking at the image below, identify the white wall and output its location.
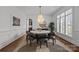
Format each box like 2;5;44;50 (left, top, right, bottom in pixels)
0;6;52;48
73;6;79;43
51;6;79;46
0;7;26;48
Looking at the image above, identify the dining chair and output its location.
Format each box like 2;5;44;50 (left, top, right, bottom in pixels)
48;32;56;45
37;34;49;48
26;31;36;46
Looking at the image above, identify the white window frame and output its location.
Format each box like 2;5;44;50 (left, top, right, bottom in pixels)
56;8;72;37
57;15;60;32
60;13;65;34
66;9;72;37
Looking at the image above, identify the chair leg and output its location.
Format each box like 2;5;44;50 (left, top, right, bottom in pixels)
27;39;28;44
53;39;54;45
52;38;56;45
30;40;32;46
48;38;50;40
26;36;28;44
45;41;48;47
52;38;55;45
40;41;42;48
37;39;39;44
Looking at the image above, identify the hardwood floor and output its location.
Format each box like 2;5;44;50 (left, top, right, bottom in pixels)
0;33;79;52
0;34;26;52
18;40;68;52
55;35;79;52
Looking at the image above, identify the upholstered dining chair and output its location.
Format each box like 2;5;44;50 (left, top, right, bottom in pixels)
37;34;49;48
48;32;56;45
26;31;36;46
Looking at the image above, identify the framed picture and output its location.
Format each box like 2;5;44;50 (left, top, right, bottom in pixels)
13;16;20;26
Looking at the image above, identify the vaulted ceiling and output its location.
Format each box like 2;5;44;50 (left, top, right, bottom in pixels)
16;6;61;16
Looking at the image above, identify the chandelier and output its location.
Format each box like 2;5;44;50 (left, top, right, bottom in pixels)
37;6;46;28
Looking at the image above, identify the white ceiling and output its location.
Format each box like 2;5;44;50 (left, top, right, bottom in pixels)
16;6;61;16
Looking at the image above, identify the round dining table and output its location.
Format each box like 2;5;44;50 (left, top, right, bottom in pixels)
30;30;51;44
30;30;50;34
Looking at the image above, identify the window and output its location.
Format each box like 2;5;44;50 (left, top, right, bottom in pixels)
57;15;60;32
57;13;65;34
66;9;72;37
57;8;72;37
60;13;65;34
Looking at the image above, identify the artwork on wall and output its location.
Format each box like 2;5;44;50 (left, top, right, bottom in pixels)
13;16;20;26
29;19;32;31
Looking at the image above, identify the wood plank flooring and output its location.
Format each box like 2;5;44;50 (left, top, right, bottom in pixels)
0;34;26;52
55;35;79;52
0;33;79;52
